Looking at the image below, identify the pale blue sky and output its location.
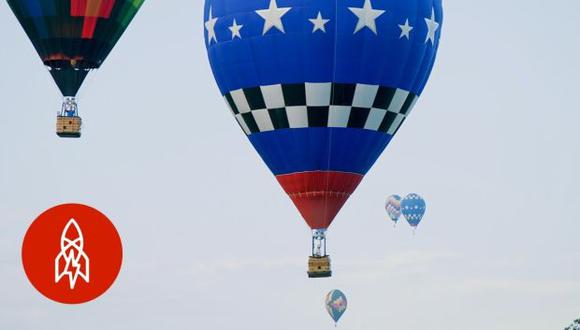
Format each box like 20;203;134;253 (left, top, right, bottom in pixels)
1;1;580;329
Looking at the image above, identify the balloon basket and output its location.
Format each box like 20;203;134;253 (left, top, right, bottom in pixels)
307;256;332;278
56;116;82;138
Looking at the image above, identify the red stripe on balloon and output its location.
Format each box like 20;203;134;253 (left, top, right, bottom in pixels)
70;0;87;16
71;0;117;38
99;0;115;18
71;0;115;17
276;171;363;229
81;17;98;38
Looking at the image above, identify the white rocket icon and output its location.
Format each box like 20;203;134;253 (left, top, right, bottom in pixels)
55;219;90;289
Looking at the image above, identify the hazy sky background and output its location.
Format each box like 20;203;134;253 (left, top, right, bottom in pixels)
1;1;580;329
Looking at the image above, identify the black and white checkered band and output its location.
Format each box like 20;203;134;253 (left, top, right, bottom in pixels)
223;83;418;136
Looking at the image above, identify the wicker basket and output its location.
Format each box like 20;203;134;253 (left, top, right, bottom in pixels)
307;255;332;278
56;116;82;138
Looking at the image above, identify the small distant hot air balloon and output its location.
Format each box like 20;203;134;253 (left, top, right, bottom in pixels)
385;194;402;226
7;0;144;138
204;0;442;277
325;289;347;326
401;193;426;232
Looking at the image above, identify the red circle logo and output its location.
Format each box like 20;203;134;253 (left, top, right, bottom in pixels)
22;204;123;304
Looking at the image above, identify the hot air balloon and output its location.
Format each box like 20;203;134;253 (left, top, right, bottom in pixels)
401;193;426;231
204;0;442;277
7;0;144;138
325;289;347;326
386;194;402;226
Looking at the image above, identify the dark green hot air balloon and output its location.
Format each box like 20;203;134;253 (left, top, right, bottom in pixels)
7;0;144;137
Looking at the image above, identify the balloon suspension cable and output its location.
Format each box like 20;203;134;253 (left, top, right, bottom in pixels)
60;96;79;117
312;229;327;257
413;226;417;236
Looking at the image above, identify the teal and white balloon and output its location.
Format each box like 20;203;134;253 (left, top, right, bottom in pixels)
401;193;426;228
325;290;347;325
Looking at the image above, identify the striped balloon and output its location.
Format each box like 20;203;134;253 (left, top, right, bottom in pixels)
385;194;402;224
8;0;144;96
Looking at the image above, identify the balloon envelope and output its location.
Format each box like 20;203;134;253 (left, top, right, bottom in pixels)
386;194;402;223
7;0;144;96
401;193;426;227
325;289;347;324
204;0;442;229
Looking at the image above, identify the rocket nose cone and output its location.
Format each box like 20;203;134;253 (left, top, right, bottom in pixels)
63;219;82;241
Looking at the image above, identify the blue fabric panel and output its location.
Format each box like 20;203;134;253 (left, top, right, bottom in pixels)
248;127;392;175
21;0;44;17
205;0;443;96
19;0;56;38
21;0;56;17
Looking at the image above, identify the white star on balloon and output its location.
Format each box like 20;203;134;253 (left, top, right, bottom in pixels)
229;19;243;39
348;0;385;35
398;19;413;39
309;11;330;33
424;8;440;45
205;6;218;44
256;0;292;35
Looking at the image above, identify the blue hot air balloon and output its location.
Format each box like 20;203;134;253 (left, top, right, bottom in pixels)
204;0;442;277
401;193;426;228
325;289;348;325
